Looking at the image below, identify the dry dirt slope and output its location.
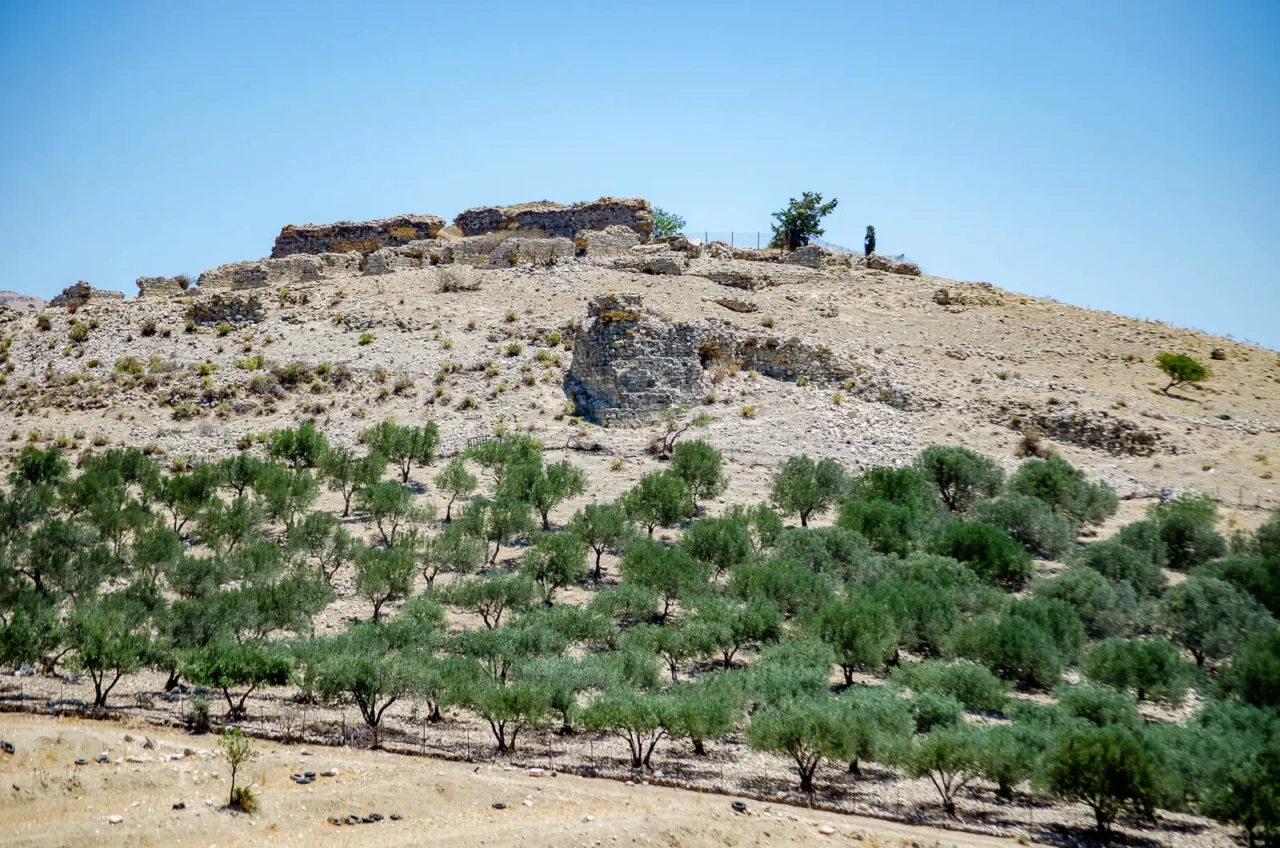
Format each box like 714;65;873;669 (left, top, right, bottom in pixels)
0;714;1020;848
0;254;1275;523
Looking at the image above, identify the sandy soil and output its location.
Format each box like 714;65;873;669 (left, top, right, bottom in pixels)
0;713;1024;848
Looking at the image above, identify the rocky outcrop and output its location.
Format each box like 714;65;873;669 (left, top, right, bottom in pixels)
187;292;264;326
575;225;641;257
135;275;190;298
50;282;124;310
564;294;706;424
271;215;445;258
197;253;362;290
455;198;653;241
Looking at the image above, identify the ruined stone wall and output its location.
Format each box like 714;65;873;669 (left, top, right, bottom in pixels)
135;275;190;298
455;198;653;241
564;294;706;424
49;282;125;309
187;292;264;326
271;215;445;258
197;253;362;290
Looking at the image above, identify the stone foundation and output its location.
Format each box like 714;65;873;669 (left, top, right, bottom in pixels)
271;215;445;258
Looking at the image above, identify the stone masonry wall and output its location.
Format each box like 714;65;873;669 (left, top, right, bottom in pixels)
455;198;653;241
197;253;362;290
271;215;445;258
564;294;706;424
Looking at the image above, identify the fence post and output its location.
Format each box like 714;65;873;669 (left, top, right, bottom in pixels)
731;231;734;248
757;232;760;249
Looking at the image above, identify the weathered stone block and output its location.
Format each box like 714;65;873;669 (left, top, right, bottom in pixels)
135;275;190;298
575;225;642;257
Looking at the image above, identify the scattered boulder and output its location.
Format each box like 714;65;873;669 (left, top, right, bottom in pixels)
710;296;758;313
642;253;685;275
1211;347;1227;361
781;244;823;268
272;214;445;258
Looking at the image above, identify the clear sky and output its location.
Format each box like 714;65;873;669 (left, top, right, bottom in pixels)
1;1;1276;347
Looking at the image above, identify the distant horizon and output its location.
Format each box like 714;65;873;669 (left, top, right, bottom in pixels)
1;1;1276;348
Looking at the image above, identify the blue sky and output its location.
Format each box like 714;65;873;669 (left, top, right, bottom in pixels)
1;1;1277;347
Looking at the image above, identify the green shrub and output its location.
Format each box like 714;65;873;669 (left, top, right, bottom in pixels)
1082;637;1192;705
929;521;1032;588
914;445;1004;513
971;494;1077;560
948;615;1065;691
889;660;1008;712
1223;631;1280;709
1075;538;1166;597
1008;456;1117;528
1033;567;1140;639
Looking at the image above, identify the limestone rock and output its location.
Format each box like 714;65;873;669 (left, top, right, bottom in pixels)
197;252;361;289
454;197;652;240
781;244;823;268
271;214;445;258
643;253;685;276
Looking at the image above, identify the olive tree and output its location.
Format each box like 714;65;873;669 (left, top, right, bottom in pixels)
1157;575;1275;667
181;640;293;718
620;472;695;536
1037;725;1165;836
433;457;477;522
770;455;846;527
900;725;985;818
914;445;1004;513
568;503;629;581
669;440;728;508
522;531;589;605
745;696;851;793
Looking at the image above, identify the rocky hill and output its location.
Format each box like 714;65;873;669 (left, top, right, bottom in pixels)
2;197;1275;526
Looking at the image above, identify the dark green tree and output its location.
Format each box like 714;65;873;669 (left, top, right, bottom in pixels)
914;445;1004;513
669;440;728;508
770;455;846;527
768;191;838;250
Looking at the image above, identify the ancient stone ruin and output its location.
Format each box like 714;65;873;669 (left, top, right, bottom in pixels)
454;198;653;241
135;275;191;299
49;281;125;310
197;253;362;291
187;292;265;326
564;294;706;424
271;214;445;258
